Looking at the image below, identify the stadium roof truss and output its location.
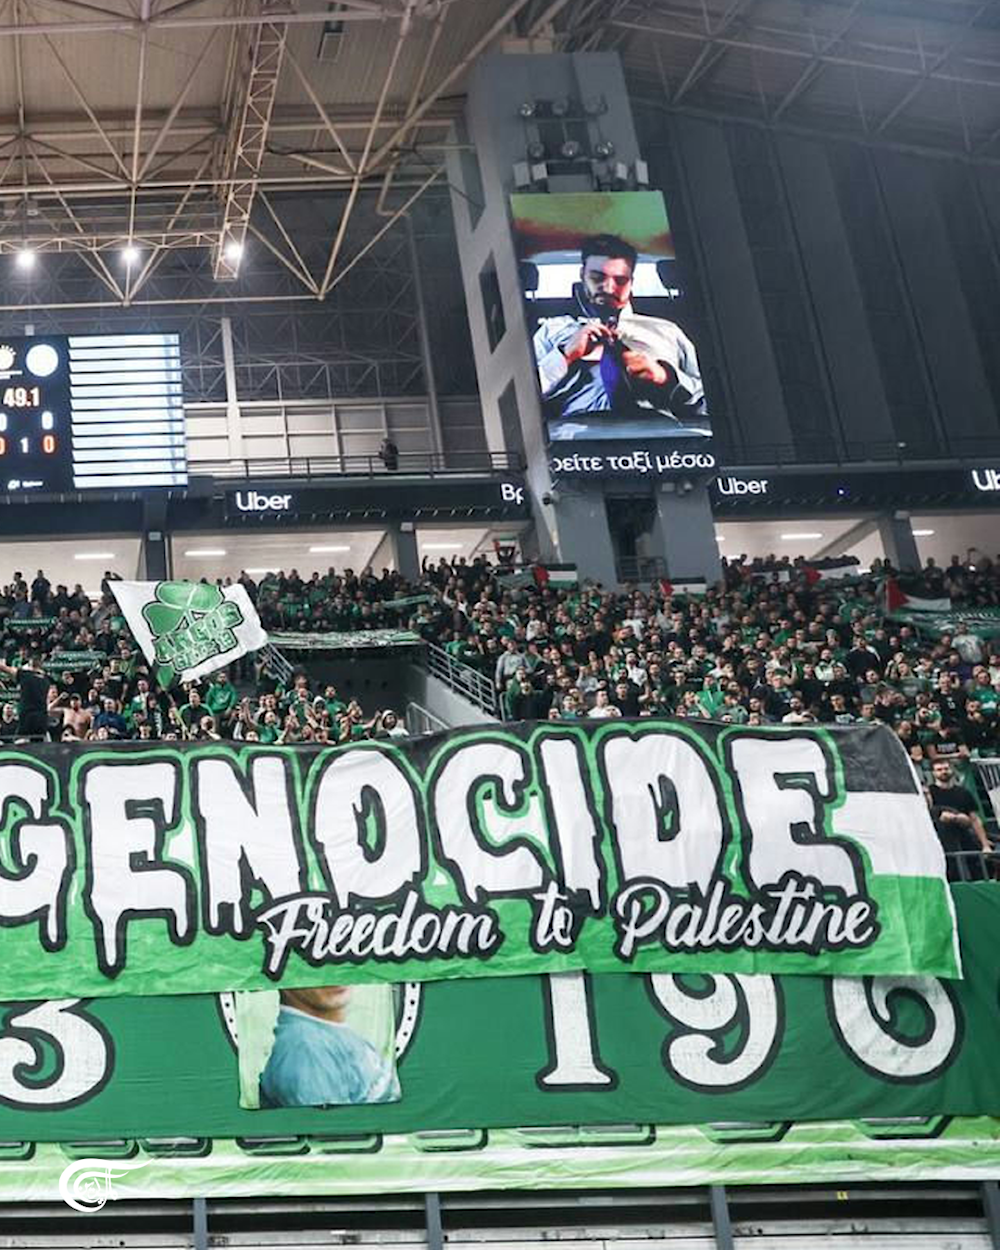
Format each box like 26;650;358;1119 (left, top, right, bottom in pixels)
0;0;996;309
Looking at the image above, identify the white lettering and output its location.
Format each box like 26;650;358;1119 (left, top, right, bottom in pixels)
648;973;780;1089
311;749;423;906
432;741;547;903
83;761;192;977
716;476;769;496
971;469;1000;492
194;755;304;934
830;976;959;1080
234;490;293;512
0;1001;111;1107
0;763;71;948
538;972;615;1087
601;730;725;892
728;736;860;895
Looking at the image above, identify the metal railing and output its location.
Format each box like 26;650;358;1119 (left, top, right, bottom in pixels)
405;701;449;736
944;849;1000;882
191;450;524;482
420;643;498;718
972;758;1000;824
259;642;294;686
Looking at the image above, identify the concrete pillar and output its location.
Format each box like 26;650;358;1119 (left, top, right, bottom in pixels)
394;522;420;582
220;316;245;465
446;50;643;562
549;486;618;589
140;496;169;580
650;483;721;583
878;512;921;572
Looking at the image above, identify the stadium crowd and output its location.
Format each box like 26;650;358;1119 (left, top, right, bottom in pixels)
0;552;998;875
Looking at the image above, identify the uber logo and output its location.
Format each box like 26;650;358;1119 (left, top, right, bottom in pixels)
715;476;769;496
972;469;1000;492
234;490;293;512
500;482;525;505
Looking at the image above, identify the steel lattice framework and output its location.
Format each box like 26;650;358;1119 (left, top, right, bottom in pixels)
0;0;995;309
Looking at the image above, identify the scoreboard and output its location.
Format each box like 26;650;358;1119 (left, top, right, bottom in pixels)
0;333;187;492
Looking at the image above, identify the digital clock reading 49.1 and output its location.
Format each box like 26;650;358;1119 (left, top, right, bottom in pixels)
3;386;41;408
0;338;72;493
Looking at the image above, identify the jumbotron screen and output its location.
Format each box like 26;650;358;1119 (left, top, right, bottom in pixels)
0;332;187;492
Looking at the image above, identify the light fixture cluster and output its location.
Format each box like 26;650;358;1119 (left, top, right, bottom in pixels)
11;236;246;273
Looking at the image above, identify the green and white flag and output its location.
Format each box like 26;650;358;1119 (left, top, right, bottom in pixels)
110;580;267;687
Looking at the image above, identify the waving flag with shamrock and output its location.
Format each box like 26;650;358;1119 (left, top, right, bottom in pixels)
110;580;268;687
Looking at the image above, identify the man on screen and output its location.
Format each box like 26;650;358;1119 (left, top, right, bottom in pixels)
532;233;708;438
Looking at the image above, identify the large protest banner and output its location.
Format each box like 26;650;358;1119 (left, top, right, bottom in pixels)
0;886;992;1142
0;721;959;999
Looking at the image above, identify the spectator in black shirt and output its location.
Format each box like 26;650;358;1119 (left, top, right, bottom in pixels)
613;679;641;718
961;700;997;754
30;570;50;606
0;652;50;738
927;759;992;880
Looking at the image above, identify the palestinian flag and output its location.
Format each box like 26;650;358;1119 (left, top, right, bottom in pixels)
499;564;578;591
533;564;577;590
885;577;950;614
804;561;858;584
659;577;708;600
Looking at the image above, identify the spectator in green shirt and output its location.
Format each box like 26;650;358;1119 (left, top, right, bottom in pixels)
206;670;239;720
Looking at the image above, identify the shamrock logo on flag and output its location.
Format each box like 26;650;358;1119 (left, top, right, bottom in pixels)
141;582;244;687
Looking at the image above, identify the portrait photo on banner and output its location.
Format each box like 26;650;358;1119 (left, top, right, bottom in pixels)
235;983;401;1110
511;190;711;444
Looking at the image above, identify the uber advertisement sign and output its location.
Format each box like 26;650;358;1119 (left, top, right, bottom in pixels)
709;468;1000;514
224;480;530;524
547;452;1000;507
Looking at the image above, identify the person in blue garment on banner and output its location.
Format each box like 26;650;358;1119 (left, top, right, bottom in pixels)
532;233;709;440
259;985;399;1108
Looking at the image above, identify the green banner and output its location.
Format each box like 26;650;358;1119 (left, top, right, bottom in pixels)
11;1117;1000;1204
5;617;55;630
269;629;422;650
0;885;991;1144
383;594;435;611
890;607;1000;639
47;650;105;673
0;722;960;1000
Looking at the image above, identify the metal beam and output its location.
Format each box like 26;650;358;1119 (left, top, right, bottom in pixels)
368;0;536;170
37;27;132;179
256;190;319;293
770;0;865;122
0;6;400;39
673;0;758;104
424;1192;443;1250
874;1;991;135
612;16;1000;93
317;0;416;299
214;1;288;280
283;43;358;174
27;144;125;300
137;25;221;180
983;1180;1000;1250
809;517;878;562
192;1196;208;1250
324;163;443;295
709;1186;734;1250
